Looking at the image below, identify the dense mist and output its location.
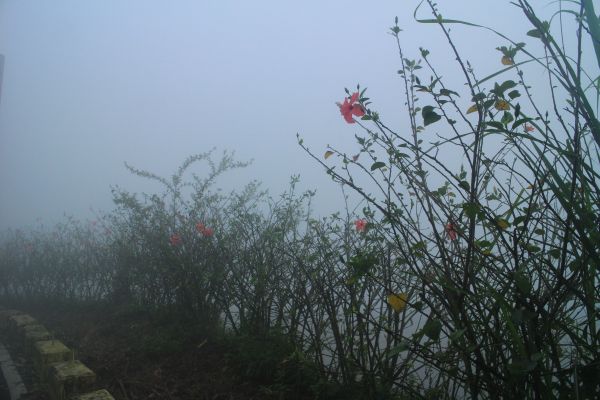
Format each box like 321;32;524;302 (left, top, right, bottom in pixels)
0;1;557;230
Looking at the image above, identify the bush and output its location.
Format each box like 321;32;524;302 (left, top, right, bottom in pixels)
300;0;600;397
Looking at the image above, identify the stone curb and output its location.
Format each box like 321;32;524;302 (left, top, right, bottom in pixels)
0;307;115;400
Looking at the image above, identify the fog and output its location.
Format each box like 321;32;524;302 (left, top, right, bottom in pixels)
0;1;556;230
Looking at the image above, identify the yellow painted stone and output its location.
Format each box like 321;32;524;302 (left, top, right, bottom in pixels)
23;323;50;338
9;313;37;328
73;389;115;400
34;340;74;378
49;360;96;400
24;325;52;353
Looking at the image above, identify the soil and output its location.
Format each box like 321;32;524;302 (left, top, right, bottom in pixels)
5;302;294;400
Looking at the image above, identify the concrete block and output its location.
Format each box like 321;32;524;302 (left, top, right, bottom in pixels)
23;323;51;339
72;389;115;400
23;324;52;353
6;313;37;343
34;340;73;378
48;360;96;400
9;313;37;329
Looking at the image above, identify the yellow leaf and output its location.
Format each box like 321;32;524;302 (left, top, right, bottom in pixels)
501;55;514;65
496;218;510;230
324;150;334;159
387;293;408;312
495;99;510;111
346;276;358;286
466;104;478;114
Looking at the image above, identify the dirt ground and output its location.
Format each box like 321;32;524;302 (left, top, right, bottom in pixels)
7;302;288;400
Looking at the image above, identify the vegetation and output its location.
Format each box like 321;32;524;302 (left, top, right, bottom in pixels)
1;1;599;398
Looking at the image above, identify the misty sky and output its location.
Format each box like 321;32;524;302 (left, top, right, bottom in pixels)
0;1;565;230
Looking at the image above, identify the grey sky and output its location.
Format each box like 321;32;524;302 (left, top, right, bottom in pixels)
0;1;563;229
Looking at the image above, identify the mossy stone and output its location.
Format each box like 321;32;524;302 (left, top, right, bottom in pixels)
49;360;96;400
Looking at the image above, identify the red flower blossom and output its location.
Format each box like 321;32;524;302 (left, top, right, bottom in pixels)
338;92;365;124
354;219;367;232
196;222;213;237
170;233;182;246
445;223;457;241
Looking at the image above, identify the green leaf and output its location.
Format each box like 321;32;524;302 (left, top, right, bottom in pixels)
491;80;517;96
511;308;524;324
412;241;427;251
422;105;441;126
515;271;532;295
526;22;549;39
370;161;386;171
501;111;514;125
500;80;517;92
548;248;561;258
508;89;521;99
458;181;470;191
472;92;486;102
508;359;538;375
511;117;533;130
386;341;411;357
422;318;442;341
486;121;505;130
348;251;378;278
449;328;466;342
513;215;527;225
476;239;494;248
462;202;480;219
526;244;541;253
439;88;459;97
483;99;495;110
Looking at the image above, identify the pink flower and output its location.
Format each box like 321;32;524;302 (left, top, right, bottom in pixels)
338;92;365;124
354;219;367;232
170;233;182;246
196;222;213;237
445;223;457;241
524;124;535;132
